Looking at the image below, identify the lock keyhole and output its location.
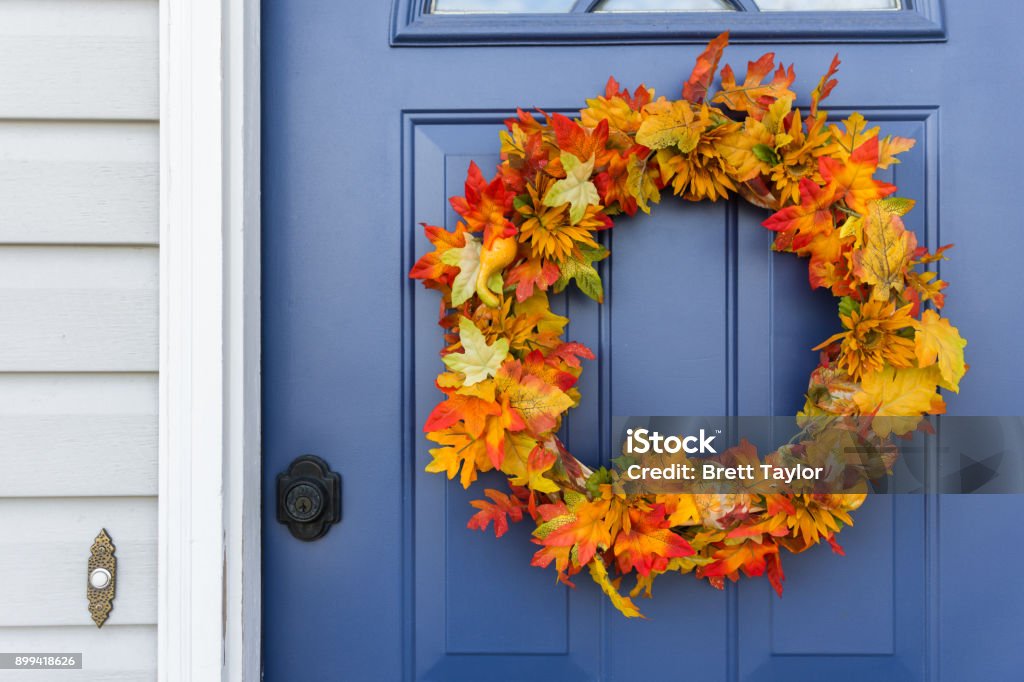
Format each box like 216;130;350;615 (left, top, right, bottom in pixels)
284;481;324;522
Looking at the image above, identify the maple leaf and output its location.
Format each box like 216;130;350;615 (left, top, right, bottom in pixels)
409;222;467;287
804;228;850;293
467;488;527;538
852;200;917;300
715;121;774;183
533;495;616;568
594;151;636;215
553;243;609;303
613;504;695;576
581;78;653;144
822;113;916;170
853;365;946;426
500;433;560;493
549;113;610;165
713;53;796;120
450;161;516;249
702;539;781;583
636;100;702;152
424;388;501;437
482;395;529;469
762;178;837;250
495;359;575;435
914;309;967;391
683;31;729;104
543;152;600;225
439;234;482;306
443;317;510;385
819;137;896;213
505;257;560;302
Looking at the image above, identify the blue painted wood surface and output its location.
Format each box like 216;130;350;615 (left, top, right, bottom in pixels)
262;2;1024;679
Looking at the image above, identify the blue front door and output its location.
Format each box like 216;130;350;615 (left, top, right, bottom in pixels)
262;3;1024;680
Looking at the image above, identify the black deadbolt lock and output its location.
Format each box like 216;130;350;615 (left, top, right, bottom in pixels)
277;455;341;541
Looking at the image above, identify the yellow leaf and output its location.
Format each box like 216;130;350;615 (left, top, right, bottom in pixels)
588;559;644;618
626;155;661;214
853;366;946;435
877;135;916;169
715;119;773;182
852;201;916;300
914;309;967;391
636;101;701;152
499;433;560;493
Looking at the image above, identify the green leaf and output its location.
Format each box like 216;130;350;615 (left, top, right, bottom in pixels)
543;152;600;225
877;197;916;217
752;143;781;166
838;296;858;319
585;467;613;498
440;235;482;306
442;316;509;385
553;244;609;303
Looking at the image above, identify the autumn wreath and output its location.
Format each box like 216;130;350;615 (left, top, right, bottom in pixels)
410;33;967;617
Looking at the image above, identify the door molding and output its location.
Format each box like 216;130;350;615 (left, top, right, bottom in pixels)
158;0;261;679
391;0;946;46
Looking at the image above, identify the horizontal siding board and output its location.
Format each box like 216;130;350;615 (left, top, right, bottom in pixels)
0;122;158;245
0;247;158;371
0;1;157;120
0;625;155;681
0;373;157;497
0;0;160;667
0;498;156;627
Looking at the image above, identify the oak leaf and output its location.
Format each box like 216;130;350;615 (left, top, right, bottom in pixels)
467;488;527;538
713;53;796;120
683;31;729;104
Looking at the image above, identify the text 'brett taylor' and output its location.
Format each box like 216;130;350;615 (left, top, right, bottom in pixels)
622;429;824;484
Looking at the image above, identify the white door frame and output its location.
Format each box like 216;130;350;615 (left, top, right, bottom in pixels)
157;0;261;679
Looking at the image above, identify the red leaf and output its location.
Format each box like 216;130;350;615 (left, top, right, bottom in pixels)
467;488;527;538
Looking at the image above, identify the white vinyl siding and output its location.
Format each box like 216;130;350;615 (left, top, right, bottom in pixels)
0;0;158;679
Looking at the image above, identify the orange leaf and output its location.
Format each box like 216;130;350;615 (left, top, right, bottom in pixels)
505;257;560;302
819;138;896;213
762;178;837;250
550;113;610;165
495;359;575;435
683;31;729;104
713;53;796;119
613;504;694;576
449;161;516;249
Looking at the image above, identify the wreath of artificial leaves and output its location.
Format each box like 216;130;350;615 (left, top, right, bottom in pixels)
410;33;967;617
